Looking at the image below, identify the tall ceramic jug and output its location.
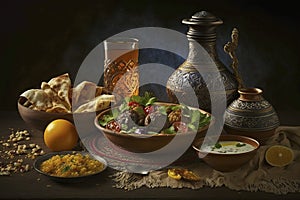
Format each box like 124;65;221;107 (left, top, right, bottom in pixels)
167;11;241;112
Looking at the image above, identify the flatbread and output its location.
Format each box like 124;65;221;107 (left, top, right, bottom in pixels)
71;81;104;109
20;73;114;113
41;82;70;113
74;94;115;113
46;105;70;113
20;89;52;111
47;73;72;110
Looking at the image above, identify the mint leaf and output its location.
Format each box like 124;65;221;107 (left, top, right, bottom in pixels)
188;123;196;131
119;102;130;112
236;143;246;147
214;143;222;149
190;110;200;124
99;114;114;127
145;97;157;106
130;95;142;104
158;105;168;115
121;124;128;131
124;96;130;103
162;126;176;134
169;105;182;111
139;92;157;106
133;106;145;116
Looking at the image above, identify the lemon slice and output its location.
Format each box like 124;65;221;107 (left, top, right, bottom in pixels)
265;145;294;167
181;170;201;181
168;169;182;180
167;168;200;181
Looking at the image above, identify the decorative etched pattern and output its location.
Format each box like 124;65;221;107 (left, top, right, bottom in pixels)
167;67;238;111
230;99;270;110
104;59;139;98
224;112;280;130
82;135;196;173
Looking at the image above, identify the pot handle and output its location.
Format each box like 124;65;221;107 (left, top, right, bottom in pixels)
224;28;244;89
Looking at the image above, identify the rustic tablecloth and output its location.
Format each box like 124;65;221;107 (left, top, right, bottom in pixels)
112;126;300;194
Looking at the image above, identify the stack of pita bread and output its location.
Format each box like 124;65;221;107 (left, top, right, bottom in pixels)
19;73;115;113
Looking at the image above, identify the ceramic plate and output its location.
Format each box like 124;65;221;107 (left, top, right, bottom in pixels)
33;151;107;182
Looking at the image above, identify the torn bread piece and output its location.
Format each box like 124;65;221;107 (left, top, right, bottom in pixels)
47;73;72;111
19;73;114;113
20;89;53;111
41;82;70;113
71;81;104;109
73;94;115;113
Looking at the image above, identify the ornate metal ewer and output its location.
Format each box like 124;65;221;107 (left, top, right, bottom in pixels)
166;11;242;112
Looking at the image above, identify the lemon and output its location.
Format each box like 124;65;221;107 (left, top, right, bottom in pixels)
44;119;79;151
265;145;294;167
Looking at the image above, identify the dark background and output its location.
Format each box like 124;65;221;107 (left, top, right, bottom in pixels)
1;0;299;117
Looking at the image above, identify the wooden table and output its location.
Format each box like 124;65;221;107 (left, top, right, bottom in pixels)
1;111;300;199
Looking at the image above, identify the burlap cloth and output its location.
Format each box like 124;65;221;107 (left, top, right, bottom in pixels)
111;126;300;194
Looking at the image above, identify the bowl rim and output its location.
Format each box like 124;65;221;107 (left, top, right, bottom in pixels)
192;134;260;155
33;151;107;179
94;102;212;138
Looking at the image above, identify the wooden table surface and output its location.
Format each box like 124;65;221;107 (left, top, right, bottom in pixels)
1;110;300;200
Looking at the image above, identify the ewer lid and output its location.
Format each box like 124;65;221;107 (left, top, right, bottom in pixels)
182;11;223;42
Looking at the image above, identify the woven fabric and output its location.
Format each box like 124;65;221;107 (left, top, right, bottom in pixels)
112;126;300;194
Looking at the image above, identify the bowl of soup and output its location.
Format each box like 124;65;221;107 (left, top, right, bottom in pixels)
192;135;260;172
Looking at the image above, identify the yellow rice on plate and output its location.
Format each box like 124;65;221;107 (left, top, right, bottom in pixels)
40;153;105;177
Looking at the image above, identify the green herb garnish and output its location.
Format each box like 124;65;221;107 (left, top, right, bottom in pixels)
198;114;211;129
130;92;157;106
119;102;130;112
99;114;114;126
158;105;168;115
214;143;222;149
187;123;196;131
62;165;70;173
132;106;145;116
236;143;246;147
121;124;128;131
190;109;200;124
182;105;211;131
162;125;176;134
170;105;182;111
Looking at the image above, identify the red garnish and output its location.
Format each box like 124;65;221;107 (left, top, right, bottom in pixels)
128;101;140;108
173;121;188;133
144;105;154;115
106;120;121;132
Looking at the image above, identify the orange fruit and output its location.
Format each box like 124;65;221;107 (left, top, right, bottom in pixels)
265;145;294;167
44;119;79;151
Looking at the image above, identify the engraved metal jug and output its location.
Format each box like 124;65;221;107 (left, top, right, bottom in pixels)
167;11;242;112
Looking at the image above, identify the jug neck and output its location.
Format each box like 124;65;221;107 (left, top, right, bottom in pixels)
238;88;263;101
186;38;219;64
183;11;223;66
